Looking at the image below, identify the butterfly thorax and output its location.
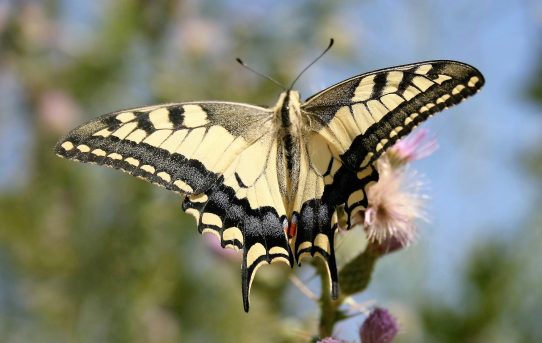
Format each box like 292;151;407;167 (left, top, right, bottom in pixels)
274;90;303;214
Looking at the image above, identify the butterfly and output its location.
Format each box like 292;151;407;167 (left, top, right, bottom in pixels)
55;54;484;311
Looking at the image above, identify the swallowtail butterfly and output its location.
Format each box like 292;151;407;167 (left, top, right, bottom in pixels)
55;50;484;311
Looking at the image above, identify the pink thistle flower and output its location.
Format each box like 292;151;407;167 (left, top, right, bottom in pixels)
38;89;81;134
202;232;242;262
388;128;438;165
359;307;399;343
317;337;345;343
357;156;427;247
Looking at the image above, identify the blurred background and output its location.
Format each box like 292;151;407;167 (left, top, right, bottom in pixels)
1;0;542;342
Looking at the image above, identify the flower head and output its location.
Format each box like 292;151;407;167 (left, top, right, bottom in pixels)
317;337;345;343
359;307;399;343
358;156;426;247
202;232;241;262
38;89;81;134
387;128;438;166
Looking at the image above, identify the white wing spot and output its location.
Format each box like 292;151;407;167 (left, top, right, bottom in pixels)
269;246;289;256
116;112;136;123
452;84;465;95
202;212;223;227
157;171;171;182
202;228;220;240
93;128;112;137
247;243;267;267
184;208;200;224
433;74;452;85
91;149;106;156
61;141;74;151
108;153;122;160
314;233;330;252
174;179;193;193
359;152;373;168
414;64;432;75
149;108;173;129
223;227;244;244
352;74;376;102
376;138;388;151
76;144;90;153
125;157;139;166
390;126;403;138
141;164;155;174
468;76;480;88
347;189;365;207
381;71;403;94
189;194;208;203
436;94;451;104
182;105;208;128
357;166;373;180
412;76;434;92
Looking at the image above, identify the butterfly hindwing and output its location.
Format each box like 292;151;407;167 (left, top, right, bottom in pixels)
182;131;293;312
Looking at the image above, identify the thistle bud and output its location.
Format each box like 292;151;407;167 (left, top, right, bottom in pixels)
359;307;399;343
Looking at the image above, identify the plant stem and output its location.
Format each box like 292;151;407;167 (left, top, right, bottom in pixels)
317;259;343;338
317;242;382;338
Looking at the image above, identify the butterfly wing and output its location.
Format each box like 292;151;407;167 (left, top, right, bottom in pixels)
182;131;294;312
55;101;293;312
55;102;273;194
295;61;484;294
303;60;484;220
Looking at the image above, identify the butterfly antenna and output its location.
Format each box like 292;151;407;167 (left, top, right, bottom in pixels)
236;58;287;91
289;38;334;90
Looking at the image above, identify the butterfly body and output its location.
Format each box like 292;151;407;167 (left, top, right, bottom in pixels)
55;60;484;311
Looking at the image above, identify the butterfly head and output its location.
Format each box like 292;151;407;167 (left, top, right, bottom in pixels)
275;90;302;127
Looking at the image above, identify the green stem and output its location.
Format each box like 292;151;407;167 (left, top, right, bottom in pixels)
317;259;342;338
317;242;382;338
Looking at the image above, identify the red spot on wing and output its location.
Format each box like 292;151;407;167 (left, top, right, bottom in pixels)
287;222;297;238
285;213;298;239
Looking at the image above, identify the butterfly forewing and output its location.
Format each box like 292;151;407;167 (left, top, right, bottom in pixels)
302;60;484;225
55;102;273;195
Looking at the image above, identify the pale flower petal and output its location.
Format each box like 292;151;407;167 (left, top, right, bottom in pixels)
388;128;438;165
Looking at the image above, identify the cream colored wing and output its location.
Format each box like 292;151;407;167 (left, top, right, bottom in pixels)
55;102;272;195
292;61;484;297
302;60;484;224
56;101;295;312
182;131;292;312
